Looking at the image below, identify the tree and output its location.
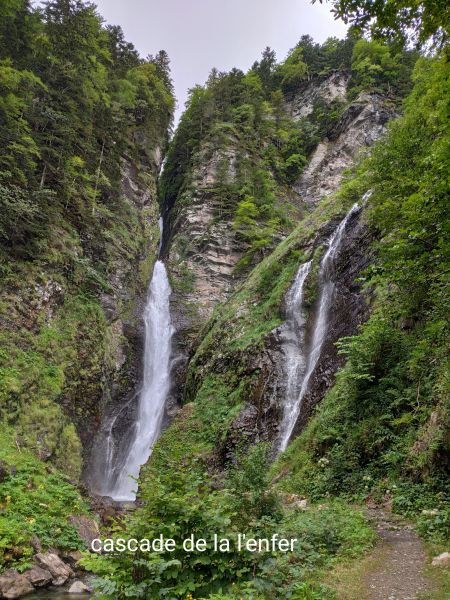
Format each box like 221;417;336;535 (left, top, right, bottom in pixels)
278;47;308;95
315;0;450;47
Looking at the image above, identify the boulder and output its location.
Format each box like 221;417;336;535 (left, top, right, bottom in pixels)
0;569;34;599
62;550;84;569
34;552;74;586
24;565;52;587
30;535;42;553
68;580;91;594
69;516;99;548
432;552;450;566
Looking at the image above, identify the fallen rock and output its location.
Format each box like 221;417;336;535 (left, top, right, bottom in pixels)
68;580;91;594
285;494;309;509
35;552;74;586
69;515;99;548
62;550;84;569
30;534;42;553
432;551;450;566
24;565;52;587
0;569;34;599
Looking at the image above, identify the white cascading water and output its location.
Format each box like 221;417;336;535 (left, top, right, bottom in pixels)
279;203;360;451
278;260;312;451
110;258;174;501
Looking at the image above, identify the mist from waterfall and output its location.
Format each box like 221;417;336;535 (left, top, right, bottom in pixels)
279;203;361;451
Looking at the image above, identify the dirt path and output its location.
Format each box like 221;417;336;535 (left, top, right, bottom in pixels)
364;508;434;600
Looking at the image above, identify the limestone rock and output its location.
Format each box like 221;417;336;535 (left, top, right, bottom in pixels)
62;550;84;569
34;552;74;586
288;71;349;119
0;569;34;599
69;515;99;548
432;552;450;566
294;93;395;208
24;565;52;587
68;580;91;593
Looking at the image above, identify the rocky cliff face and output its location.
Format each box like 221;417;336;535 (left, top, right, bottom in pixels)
0;143;165;481
185;204;373;463
294;91;394;207
164;71;395;417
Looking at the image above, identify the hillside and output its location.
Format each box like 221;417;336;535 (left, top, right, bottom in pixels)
0;1;448;599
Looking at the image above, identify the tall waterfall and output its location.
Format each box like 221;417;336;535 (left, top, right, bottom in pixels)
278;261;312;451
110;259;174;501
279;203;361;451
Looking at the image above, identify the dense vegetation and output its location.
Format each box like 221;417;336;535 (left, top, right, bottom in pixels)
0;0;174;570
0;0;448;598
160;32;416;270
82;33;450;600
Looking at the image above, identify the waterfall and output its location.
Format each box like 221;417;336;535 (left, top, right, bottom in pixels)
279;203;361;451
109;259;174;501
278;260;312;451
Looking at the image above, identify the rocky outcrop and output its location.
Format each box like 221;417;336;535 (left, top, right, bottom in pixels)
68;580;91;593
24;566;52;588
68;516;100;549
164;74;395;415
287;71;349;120
34;552;74;586
163;141;250;406
294;92;395;207
216;209;371;458
0;570;34;599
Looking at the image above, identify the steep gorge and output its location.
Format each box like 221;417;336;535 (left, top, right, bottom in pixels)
1;6;449;597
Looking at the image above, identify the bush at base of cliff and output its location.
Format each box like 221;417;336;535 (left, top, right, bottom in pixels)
81;408;374;599
0;426;90;569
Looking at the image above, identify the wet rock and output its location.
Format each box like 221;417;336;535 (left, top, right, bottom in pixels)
69;516;99;548
432;552;450;566
68;580;91;594
24;565;52;587
34;552;74;586
62;550;84;570
0;569;34;599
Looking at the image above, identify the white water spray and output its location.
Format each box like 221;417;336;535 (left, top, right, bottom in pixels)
278;260;312;451
279;203;360;451
110;259;174;501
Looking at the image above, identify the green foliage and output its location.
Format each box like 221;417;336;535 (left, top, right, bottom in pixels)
348;39;417;99
0;425;89;568
278;47;308;96
0;293;106;476
275;55;449;543
226;444;282;524
0;0;174;479
322;0;450;47
81;407;373;599
0;0;173;253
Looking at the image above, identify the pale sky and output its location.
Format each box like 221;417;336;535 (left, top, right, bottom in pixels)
93;0;348;124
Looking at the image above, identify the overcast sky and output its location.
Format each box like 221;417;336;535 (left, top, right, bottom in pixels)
93;0;348;124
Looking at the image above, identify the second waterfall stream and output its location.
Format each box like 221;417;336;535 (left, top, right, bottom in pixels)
110;258;174;501
279;203;361;451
